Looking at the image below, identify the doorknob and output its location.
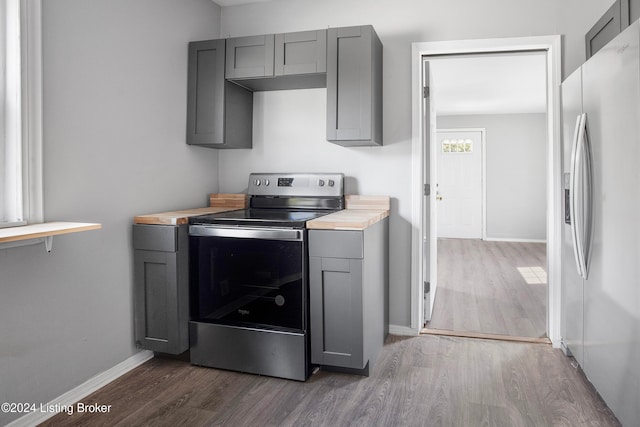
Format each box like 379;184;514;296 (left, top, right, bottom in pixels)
436;193;443;201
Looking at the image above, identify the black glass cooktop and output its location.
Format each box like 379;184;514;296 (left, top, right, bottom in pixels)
189;209;332;228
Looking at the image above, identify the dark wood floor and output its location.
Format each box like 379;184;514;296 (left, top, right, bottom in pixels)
429;239;547;338
41;335;619;426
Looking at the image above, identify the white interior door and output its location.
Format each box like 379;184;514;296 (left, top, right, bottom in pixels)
436;129;483;239
422;60;437;323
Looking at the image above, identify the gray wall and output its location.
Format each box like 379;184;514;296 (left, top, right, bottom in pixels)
218;0;613;328
0;1;221;424
438;114;547;241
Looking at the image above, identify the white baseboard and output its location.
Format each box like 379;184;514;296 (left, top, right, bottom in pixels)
6;350;154;427
388;324;420;336
484;237;547;243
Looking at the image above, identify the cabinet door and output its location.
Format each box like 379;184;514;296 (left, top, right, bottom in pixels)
187;39;253;148
621;0;640;28
630;0;640;24
326;25;382;146
226;34;275;79
134;249;185;354
187;39;225;146
274;30;326;76
309;256;364;369
586;0;622;59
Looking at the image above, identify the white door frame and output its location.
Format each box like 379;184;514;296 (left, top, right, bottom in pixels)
410;36;563;347
436;128;487;240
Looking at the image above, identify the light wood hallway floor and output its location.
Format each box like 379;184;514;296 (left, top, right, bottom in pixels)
428;239;547;339
40;335;619;426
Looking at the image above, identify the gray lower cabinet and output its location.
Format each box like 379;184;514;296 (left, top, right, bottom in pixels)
309;218;388;374
326;25;383;146
187;39;252;148
133;224;189;354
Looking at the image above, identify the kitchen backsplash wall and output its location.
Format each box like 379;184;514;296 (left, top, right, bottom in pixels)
218;89;413;327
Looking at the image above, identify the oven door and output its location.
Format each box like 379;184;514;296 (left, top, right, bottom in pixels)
189;225;306;332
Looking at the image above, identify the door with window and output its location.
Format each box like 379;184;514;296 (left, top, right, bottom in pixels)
436;129;483;239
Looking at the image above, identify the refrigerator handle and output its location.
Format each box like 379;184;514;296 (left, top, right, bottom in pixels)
569;114;585;278
571;113;593;280
580;113;594;279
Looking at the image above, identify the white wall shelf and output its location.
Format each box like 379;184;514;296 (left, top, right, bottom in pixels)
0;222;102;252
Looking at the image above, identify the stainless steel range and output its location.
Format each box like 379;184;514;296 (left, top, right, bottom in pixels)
188;173;344;381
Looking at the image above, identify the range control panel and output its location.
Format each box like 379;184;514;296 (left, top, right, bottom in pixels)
248;173;344;197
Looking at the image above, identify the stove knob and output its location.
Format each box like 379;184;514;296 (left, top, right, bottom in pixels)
318;179;325;187
254;179;261;186
264;179;270;186
328;179;335;187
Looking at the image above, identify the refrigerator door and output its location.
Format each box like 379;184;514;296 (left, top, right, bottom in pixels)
581;20;640;426
560;67;585;367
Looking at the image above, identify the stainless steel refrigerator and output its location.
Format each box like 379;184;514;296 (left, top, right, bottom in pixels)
561;20;640;426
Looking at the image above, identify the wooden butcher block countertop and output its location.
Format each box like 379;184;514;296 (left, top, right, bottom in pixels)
134;207;237;225
133;194;247;225
307;195;390;231
134;194;389;229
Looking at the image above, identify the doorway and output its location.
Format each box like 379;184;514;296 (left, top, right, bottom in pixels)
428;52;548;341
410;36;563;346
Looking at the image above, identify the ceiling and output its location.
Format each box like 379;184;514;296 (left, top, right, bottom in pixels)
429;52;547;116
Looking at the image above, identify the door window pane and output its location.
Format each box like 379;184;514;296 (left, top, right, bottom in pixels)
442;138;473;153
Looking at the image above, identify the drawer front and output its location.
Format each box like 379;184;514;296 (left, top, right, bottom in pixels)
133;224;177;252
309;229;363;259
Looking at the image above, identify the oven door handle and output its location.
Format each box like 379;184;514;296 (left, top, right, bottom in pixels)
189;225;303;241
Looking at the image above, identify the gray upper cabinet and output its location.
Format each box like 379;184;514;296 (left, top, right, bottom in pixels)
186;25;383;149
586;0;640;59
327;25;383;146
226;34;275;79
620;0;640;30
228;30;327;91
187;39;252;148
586;1;623;59
275;30;326;76
629;0;640;24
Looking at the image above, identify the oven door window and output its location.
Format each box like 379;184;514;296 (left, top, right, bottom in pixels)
190;235;305;331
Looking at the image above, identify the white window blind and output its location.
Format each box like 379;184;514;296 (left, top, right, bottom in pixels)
1;0;42;228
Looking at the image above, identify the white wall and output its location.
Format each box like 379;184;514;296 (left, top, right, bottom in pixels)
0;1;221;424
438;114;547;241
218;0;613;327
